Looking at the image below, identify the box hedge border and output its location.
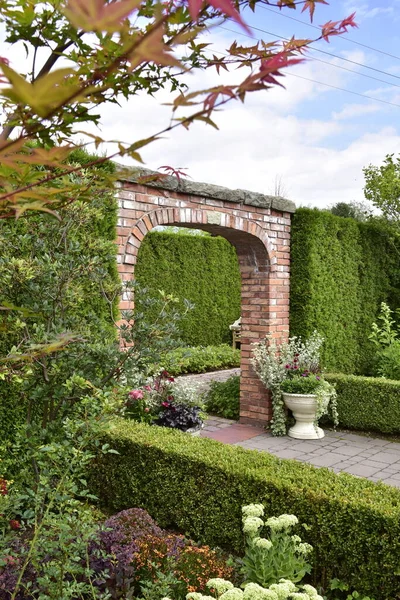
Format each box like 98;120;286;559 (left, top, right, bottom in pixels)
326;373;400;434
90;420;400;600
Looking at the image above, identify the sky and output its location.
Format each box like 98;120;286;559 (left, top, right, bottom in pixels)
2;0;400;208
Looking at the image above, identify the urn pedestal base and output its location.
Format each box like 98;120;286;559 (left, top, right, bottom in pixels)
282;393;325;440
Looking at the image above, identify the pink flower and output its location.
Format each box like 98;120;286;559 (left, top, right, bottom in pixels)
144;385;152;391
162;401;170;408
9;520;20;530
168;376;175;382
144;408;150;413
129;389;144;400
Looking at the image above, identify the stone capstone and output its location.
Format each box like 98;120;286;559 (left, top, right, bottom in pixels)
115;165;296;213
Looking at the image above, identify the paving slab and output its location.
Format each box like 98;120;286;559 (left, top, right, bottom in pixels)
201;416;400;487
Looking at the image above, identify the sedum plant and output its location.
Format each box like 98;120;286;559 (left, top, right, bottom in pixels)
240;505;312;588
183;577;323;600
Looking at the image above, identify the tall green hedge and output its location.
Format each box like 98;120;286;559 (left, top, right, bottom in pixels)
90;420;400;600
135;230;241;346
290;209;397;374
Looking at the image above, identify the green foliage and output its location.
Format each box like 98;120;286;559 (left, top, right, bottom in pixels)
290;209;397;374
0;390;121;600
90;420;400;600
0;150;120;441
363;154;400;222
329;201;372;222
369;302;400;379
205;375;240;420
135;231;241;346
328;579;374;600
324;373;400;434
162;345;241;375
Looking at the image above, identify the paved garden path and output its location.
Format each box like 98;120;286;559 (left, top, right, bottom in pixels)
177;368;240;393
201;416;400;488
180;368;400;488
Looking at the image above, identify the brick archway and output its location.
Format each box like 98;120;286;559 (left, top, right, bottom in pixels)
116;169;295;426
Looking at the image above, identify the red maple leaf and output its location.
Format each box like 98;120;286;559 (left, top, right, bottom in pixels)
320;12;357;42
301;0;328;23
259;52;304;86
186;0;249;31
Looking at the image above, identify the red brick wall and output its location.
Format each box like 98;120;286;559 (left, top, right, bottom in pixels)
116;174;294;426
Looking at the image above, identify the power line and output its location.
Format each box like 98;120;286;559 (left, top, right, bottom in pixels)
222;23;400;82
258;5;400;62
220;24;400;90
207;48;400;110
286;72;400;108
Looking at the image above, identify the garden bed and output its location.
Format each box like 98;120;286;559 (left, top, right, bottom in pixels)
90;419;400;600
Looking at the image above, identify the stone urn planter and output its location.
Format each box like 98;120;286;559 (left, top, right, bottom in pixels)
282;392;325;440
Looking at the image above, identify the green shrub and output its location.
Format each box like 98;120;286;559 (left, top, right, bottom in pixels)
135;230;241;346
90;420;400;600
290;210;398;374
325;373;400;434
0;151;119;441
162;345;240;375
205;375;240;419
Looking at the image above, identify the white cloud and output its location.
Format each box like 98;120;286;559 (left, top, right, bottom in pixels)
342;1;394;20
1;22;399;211
332;102;381;119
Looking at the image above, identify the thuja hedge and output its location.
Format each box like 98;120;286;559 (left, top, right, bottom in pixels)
90;420;400;600
290;209;398;374
325;373;400;434
135;230;241;346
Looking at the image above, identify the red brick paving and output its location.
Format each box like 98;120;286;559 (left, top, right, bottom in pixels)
201;424;263;443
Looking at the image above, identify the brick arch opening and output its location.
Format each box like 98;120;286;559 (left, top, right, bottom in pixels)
116;170;295;426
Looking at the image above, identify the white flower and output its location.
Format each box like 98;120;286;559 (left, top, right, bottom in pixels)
269;580;296;600
243;516;264;535
242;504;264;518
297;543;313;556
266;515;298;531
278;580;296;592
253;537;273;550
207;580;234;595
301;585;321;599
289;594;311;600
291;535;301;544
220;589;244;600
187;594;206;600
243;583;278;600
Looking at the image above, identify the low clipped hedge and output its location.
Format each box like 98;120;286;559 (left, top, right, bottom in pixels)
161;345;240;375
90;420;400;600
325;373;400;434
